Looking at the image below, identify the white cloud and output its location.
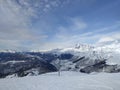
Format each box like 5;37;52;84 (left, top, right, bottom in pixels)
98;37;115;43
70;17;87;30
55;17;87;40
0;0;71;50
53;20;120;49
0;1;31;39
97;32;120;43
0;0;120;50
0;0;45;50
58;17;87;33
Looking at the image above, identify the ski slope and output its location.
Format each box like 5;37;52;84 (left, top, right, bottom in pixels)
0;71;120;90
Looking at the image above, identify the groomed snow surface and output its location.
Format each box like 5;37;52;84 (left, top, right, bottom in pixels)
0;71;120;90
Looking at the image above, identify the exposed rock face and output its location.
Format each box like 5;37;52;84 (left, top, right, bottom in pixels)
52;56;120;74
80;60;120;73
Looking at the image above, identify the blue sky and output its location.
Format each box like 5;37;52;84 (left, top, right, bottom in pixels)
0;0;120;50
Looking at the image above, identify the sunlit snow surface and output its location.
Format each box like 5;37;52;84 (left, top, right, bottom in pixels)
0;71;120;90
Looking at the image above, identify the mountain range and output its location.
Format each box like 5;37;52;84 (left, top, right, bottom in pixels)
0;39;120;78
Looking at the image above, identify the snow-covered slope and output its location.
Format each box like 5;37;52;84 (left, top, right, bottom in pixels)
0;71;120;90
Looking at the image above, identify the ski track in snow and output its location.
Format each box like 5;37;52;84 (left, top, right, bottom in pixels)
0;71;120;90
